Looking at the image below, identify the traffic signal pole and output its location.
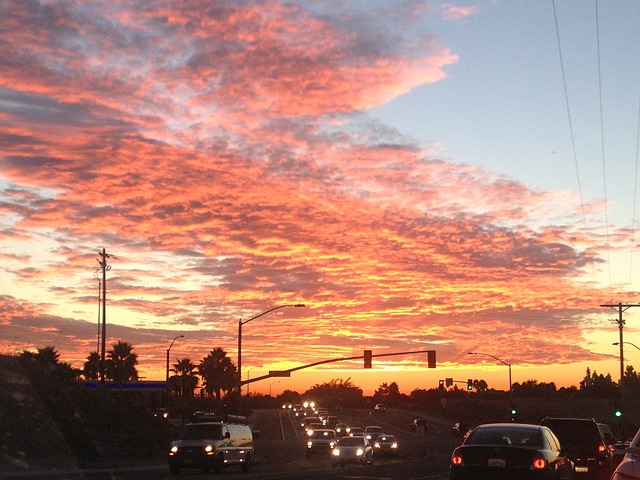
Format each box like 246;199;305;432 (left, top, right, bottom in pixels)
244;349;436;386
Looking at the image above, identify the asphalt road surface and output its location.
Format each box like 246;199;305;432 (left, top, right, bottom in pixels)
2;408;461;480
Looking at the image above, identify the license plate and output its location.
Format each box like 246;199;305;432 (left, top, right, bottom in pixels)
575;466;589;473
488;458;506;467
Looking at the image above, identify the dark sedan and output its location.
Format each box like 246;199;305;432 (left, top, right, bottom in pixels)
450;423;574;480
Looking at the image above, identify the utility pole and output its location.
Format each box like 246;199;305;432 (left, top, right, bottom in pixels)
97;249;111;384
600;302;640;400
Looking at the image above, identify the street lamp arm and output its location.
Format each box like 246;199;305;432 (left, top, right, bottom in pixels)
468;351;509;367
240;304;305;326
613;341;640;352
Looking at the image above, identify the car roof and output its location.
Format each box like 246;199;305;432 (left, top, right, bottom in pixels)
473;423;544;431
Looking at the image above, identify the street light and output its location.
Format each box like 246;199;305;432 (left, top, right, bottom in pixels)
166;334;184;384
246;366;260;396
269;380;281;397
613;341;640;351
237;304;305;409
468;352;512;392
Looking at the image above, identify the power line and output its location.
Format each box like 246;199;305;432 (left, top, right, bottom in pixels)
551;0;595;281
595;0;612;292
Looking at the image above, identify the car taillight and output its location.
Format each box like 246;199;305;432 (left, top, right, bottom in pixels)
531;453;547;470
451;449;464;466
598;444;607;454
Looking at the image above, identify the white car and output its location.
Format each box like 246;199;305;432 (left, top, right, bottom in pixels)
612;428;640;480
331;436;373;467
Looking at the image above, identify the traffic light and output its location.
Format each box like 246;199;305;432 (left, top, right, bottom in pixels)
427;350;436;368
364;350;372;369
510;403;517;421
467;379;473;391
614;401;622;418
438;379;444;390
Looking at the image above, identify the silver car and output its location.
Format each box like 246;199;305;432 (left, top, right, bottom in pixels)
331;435;373;467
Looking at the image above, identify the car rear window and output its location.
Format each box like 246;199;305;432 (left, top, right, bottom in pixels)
542;420;600;450
466;427;542;448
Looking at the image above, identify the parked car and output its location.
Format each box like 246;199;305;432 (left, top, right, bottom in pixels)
373;434;398;456
364;425;385;440
449;423;573;480
306;428;337;457
168;422;253;474
611;428;640;479
331;435;374;467
541;417;611;479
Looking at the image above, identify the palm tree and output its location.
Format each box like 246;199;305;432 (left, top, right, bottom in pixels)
83;351;101;380
171;358;199;397
106;340;138;383
21;346;60;364
198;348;237;399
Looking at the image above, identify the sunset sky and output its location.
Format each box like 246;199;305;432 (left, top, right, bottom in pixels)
2;0;640;396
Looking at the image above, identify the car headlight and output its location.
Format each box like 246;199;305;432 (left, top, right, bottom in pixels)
307;441;313;448
332;448;340;457
204;444;215;455
169;445;178;455
356;448;364;456
392;443;398;449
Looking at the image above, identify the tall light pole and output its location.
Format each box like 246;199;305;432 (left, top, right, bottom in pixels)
237;304;305;410
166;334;184;384
269;380;281;397
613;341;640;386
468;352;512;392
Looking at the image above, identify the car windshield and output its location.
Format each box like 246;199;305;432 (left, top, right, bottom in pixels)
466;427;542;447
177;424;223;440
338;437;364;446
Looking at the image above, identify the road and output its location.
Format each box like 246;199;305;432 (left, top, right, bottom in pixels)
2;407;461;480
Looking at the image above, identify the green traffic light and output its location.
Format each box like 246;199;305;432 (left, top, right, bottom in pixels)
615;410;622;417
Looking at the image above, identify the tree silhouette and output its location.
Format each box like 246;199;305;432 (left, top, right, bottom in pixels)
304;378;364;410
373;381;402;406
199;348;236;399
21;346;60;364
106;340;138;383
170;357;199;397
83;351;100;380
